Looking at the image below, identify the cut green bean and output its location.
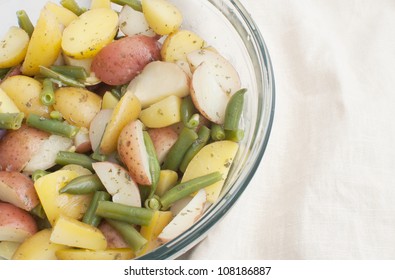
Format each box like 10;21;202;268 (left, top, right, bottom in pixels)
30;203;46;220
210;124;225;141
95;201;154;226
225;128;245;142
49;111;63;121
224;88;246;131
40;78;55;106
16;10;34;37
26;114;79;138
31;170;50;182
50;65;88;81
111;0;142;12
181;95;198;128
0;112;24;130
143;131;160;201
162;127;198;171
105;219;147;252
82;191;111;227
153;171;223;210
39;66;85;88
0;68;11;79
55;151;96;172
60;0;86;16
179;125;211;173
59;174;105;194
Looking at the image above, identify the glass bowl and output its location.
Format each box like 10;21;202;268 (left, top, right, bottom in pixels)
0;0;275;259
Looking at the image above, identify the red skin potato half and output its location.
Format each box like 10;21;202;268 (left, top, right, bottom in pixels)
91;35;161;86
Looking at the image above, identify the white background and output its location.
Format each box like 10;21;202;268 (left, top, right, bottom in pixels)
184;0;395;260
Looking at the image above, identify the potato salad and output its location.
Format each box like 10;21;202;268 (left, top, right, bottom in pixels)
0;0;246;260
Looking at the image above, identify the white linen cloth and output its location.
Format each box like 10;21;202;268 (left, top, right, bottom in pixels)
183;0;395;259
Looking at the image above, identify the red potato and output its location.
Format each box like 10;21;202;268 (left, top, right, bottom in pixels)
117;120;151;186
91;35;161;86
98;220;129;249
0;171;39;211
0;202;38;242
0;125;49;172
147;127;178;164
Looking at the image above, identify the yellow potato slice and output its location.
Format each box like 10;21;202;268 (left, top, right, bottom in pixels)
21;8;62;76
181;140;239;203
56;248;134;260
61;8;118;59
12;229;68;260
161;30;205;62
142;0;183;35
0;26;29;68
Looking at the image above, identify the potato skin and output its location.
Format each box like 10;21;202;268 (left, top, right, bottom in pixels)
0;125;49;172
0;171;39;211
0;202;38;239
91;35;161;86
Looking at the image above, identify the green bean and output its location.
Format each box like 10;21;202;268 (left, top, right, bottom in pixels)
16;10;34;37
90;150;108;162
31;170;50;182
224;88;247;131
50;65;88;81
59;174;105;194
210;124;225;141
0;68;10;79
26;114;79;138
49;111;63;121
39;66;85;88
105;219;147;252
186;113;200;129
143;131;160;201
30;203;46;220
82;191;111;227
60;0;86;16
152;171;223;210
95;201;154;226
55;151;96;172
111;0;142;12
181;95;198;128
225;128;245;143
162;127;198;171
179;125;211;173
0;112;24;130
40;78;55;106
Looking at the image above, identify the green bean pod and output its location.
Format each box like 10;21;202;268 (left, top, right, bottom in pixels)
55;151;96;172
16;10;34;37
210;124;225;141
26;114;79;138
0;112;24;130
105;219;147;252
179;125;211;173
156;171;223;210
95;201;155;226
31;169;50;182
39;66;85;88
82;191;111;227
143;131;160;201
181;95;198;128
111;0;142;12
225;128;245;143
60;0;86;16
50;65;88;81
223;88;247;131
162;127;198;171
59;174;105;194
40;78;55;106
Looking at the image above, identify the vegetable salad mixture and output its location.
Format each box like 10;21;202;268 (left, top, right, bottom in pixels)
0;0;246;260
